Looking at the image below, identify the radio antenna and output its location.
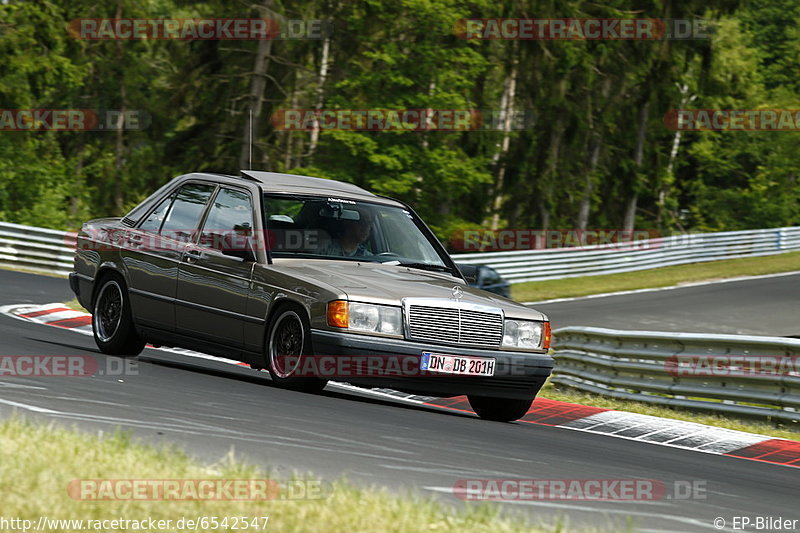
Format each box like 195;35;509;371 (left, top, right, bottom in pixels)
248;107;253;169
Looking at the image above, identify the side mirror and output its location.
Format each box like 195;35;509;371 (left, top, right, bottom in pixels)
457;265;478;284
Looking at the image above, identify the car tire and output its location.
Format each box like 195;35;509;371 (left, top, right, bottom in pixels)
266;303;328;393
467;395;533;422
92;273;146;356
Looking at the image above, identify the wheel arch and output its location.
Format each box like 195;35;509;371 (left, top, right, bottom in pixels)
255;297;314;368
263;297;312;339
91;264;127;306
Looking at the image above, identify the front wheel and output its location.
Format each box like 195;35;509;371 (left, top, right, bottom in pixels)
266;305;328;393
467;395;533;422
92;274;145;356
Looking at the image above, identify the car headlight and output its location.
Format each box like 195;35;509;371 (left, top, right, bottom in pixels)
327;301;403;335
502;319;543;349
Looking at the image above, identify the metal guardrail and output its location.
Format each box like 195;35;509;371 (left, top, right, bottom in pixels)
454;226;800;283
552;326;800;423
2;221;799;283
0;222;75;276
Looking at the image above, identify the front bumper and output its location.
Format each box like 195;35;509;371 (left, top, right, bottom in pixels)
311;329;553;400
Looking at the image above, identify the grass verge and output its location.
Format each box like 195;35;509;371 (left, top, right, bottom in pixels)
0;263;67;279
539;381;800;441
511;251;800;302
0;416;614;533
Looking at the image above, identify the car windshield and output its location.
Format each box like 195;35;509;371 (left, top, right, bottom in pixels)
262;194;450;270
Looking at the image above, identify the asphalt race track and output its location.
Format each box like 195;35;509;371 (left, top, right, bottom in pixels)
534;272;800;337
1;269;798;532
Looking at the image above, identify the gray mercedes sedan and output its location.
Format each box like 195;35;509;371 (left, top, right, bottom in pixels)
70;171;553;421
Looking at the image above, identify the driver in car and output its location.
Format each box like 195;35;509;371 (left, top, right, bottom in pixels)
321;208;373;257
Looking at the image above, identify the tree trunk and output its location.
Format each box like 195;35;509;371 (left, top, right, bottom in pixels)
238;0;274;170
413;81;435;203
113;84;127;213
537;77;569;231
113;0;126;213
306;33;331;163
71;150;83;220
539;114;566;230
538;201;550;231
576;77;611;231
623;99;650;232
659;84;695;227
576;141;600;231
284;88;298;169
487;56;518;230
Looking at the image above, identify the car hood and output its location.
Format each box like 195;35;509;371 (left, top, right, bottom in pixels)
273;259;546;321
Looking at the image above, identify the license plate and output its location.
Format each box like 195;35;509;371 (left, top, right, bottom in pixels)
420;352;495;377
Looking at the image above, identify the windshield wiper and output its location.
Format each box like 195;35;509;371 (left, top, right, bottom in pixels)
397;262;453;273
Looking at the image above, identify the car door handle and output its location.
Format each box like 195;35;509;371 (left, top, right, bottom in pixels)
128;234;143;247
184;249;202;263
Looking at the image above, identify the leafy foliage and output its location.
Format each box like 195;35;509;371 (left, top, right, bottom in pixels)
0;0;797;241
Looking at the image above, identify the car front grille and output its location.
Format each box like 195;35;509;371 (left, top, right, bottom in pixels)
406;302;503;348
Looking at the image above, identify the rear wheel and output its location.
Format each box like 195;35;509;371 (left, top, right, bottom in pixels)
468;395;533;422
266;304;327;393
92;274;145;356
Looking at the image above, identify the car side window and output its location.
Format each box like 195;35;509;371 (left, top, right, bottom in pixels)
199;188;254;252
138;193;174;232
160;183;216;240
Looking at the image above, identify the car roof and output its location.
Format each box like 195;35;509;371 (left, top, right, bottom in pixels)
172;171;403;207
240;170;387;201
124;171;404;227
